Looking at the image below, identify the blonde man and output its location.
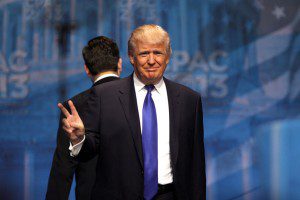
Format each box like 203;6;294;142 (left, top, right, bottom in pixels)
59;25;206;200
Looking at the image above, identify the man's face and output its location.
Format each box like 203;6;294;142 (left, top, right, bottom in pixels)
129;41;169;85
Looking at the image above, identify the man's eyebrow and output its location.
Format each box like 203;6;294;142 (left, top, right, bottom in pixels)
138;51;150;54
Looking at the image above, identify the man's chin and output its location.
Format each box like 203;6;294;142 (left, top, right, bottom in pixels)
145;77;162;85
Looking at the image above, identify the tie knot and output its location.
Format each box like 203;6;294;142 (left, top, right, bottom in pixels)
145;84;155;92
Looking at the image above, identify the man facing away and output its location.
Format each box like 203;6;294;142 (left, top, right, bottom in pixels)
46;36;122;200
59;24;206;200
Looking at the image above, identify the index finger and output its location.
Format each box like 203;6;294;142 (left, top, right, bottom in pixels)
58;103;71;118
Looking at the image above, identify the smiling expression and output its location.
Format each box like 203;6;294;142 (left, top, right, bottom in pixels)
129;41;170;85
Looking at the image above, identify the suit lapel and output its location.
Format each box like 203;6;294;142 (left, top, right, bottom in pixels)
118;76;144;169
165;78;181;170
117;76;181;170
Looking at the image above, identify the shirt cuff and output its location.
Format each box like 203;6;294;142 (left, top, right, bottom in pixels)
68;135;85;157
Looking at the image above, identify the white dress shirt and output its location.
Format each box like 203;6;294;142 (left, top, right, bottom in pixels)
70;73;173;184
133;73;173;184
93;73;119;83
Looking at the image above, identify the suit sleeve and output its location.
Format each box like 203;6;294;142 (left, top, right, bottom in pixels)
46;111;77;200
191;95;206;200
77;87;101;162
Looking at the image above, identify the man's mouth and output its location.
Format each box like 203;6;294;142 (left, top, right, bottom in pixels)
145;67;159;72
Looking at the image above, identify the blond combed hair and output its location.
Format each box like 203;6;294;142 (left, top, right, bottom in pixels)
128;24;172;57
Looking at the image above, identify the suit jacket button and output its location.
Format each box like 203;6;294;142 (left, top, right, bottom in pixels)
141;170;144;175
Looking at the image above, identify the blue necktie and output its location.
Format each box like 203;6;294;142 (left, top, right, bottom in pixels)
142;85;158;200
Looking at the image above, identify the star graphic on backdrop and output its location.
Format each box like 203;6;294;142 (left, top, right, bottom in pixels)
272;6;286;20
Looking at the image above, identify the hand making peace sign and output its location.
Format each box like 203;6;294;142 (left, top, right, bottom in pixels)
58;100;85;145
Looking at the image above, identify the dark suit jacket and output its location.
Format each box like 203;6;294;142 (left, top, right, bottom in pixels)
46;76;119;200
79;75;206;200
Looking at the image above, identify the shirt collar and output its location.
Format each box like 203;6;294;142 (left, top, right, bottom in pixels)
94;73;119;84
133;72;164;94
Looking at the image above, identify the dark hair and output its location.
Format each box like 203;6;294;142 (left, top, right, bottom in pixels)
82;36;120;75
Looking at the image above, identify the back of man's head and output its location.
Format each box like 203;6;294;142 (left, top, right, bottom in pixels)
82;36;120;75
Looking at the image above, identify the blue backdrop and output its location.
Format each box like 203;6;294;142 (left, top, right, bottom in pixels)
0;0;299;199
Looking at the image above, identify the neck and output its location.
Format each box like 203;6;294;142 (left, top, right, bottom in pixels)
91;71;118;82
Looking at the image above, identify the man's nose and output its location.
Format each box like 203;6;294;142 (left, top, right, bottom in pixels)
148;53;155;65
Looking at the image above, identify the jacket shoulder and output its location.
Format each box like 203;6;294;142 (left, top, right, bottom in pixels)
92;76;131;93
61;88;91;109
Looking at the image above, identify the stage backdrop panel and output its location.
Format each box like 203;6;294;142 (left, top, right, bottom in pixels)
0;0;299;199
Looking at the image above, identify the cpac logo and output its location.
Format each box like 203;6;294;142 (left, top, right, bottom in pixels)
167;50;228;98
0;50;29;99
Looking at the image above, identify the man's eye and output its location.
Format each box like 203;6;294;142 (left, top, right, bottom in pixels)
154;51;163;55
139;53;148;57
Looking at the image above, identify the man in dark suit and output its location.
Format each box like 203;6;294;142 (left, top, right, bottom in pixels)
46;36;122;200
59;24;206;200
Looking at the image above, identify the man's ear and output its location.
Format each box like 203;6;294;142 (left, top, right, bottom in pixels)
117;58;122;76
166;56;170;65
84;65;92;77
129;54;134;65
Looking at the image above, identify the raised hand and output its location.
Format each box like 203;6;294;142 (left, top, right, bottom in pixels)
58;100;85;145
